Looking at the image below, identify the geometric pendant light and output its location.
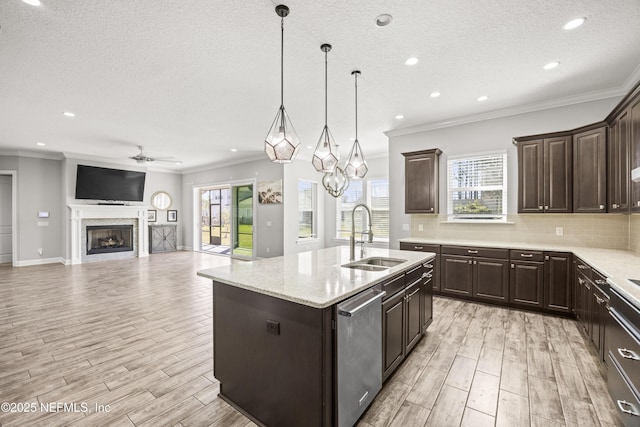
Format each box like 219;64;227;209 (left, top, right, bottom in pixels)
344;70;368;179
312;43;340;172
322;165;349;198
264;5;301;163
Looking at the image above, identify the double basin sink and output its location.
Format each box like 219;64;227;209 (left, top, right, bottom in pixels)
341;257;407;272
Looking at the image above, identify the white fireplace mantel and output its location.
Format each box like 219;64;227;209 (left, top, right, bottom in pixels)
68;204;149;264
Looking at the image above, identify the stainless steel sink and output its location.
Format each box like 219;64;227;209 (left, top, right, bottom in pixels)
341;257;407;271
359;257;406;267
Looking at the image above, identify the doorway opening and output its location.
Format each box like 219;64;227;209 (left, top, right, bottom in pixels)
0;171;17;266
198;183;255;258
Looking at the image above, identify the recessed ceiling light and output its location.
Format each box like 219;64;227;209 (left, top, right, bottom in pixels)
230;148;237;152
350;137;355;141
375;14;393;27
544;61;560;70
63;111;75;117
477;96;488;102
395;115;404;119
175;162;182;165
36;142;45;146
405;57;419;66
22;0;41;6
430;92;441;98
307;145;313;149
563;17;586;30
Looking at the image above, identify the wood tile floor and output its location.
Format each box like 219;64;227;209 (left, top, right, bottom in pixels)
0;252;623;426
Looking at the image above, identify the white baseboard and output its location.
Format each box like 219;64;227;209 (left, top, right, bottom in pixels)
178;246;193;251
14;257;65;267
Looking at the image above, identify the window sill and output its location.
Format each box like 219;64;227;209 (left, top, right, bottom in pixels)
296;237;319;244
440;220;515;225
333;238;390;243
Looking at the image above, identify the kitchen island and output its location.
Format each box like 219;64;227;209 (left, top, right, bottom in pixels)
198;246;434;427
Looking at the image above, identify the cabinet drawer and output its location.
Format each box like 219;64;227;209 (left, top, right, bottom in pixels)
510;249;544;262
608;355;640;427
575;257;592;280
608;309;640;391
592;270;610;296
400;242;440;253
405;264;424;286
441;245;509;259
381;274;405;301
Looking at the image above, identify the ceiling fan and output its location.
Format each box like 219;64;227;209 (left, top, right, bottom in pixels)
129;146;181;164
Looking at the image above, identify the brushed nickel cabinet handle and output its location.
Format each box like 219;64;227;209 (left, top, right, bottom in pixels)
617;400;639;416
599;205;605;210
467;250;478;254
473;260;477;265
511;263;514;269
539;206;543;210
425;263;433;268
430;208;434;212
612;203;618;209
618;348;640;361
545;205;549;210
521;254;533;258
578;265;589;270
595;279;607;286
414;246;423;250
578;278;585;285
545;255;550;261
595;296;604;305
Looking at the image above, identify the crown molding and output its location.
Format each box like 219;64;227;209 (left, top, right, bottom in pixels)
0;150;65;160
384;86;627;138
180;153;268;175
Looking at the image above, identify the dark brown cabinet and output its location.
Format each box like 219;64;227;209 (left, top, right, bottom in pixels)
517;136;572;213
382;290;405;380
441;246;509;303
421;262;434;333
400;242;441;291
544;252;572;313
510;250;544;308
609;111;631;212
573;126;607;213
381;267;426;382
631;96;640;212
402;149;441;214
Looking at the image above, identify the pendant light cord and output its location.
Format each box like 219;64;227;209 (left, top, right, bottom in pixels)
354;72;359;141
280;17;284;108
324;49;328;125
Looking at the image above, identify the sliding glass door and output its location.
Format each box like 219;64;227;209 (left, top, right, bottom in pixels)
199;182;254;258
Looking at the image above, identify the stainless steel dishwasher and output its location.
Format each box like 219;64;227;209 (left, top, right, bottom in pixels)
337;288;386;426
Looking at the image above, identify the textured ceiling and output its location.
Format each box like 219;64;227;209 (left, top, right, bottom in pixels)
1;0;639;171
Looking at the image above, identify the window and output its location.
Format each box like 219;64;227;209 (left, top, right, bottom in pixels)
336;178;389;241
447;152;507;221
298;180;317;239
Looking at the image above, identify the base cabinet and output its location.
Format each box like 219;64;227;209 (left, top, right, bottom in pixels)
400;243;441;291
441;254;473;296
381;264;429;382
510;260;544;308
149;224;177;253
544;252;572;313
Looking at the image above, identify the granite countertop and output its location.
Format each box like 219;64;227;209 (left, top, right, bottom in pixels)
399;237;640;309
198;246;434;309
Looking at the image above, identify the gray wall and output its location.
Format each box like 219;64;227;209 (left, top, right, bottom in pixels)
16;156;64;261
388;97;623;249
181;159;284;258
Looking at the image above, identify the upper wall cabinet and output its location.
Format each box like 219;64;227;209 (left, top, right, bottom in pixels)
402;149;442;214
631;96;640;212
573;126;607;213
516;136;572;213
608;110;630;212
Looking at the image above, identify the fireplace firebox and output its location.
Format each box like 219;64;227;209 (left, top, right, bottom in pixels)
86;225;134;255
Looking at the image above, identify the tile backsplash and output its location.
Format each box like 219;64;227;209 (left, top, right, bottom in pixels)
410;214;630;250
631;214;640;253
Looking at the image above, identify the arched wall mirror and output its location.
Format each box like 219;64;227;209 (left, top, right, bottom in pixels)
151;191;172;210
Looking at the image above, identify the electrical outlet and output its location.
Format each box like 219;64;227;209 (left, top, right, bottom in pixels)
266;320;280;335
555;227;563;236
266;247;270;253
418;224;424;231
38;248;43;256
402;224;410;231
266;221;272;227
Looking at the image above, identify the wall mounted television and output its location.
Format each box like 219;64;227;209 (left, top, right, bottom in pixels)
75;165;146;202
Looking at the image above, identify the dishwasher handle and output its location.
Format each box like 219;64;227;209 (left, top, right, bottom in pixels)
338;290;386;317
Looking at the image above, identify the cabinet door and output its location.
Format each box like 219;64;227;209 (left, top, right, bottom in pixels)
578;277;592;337
405;280;422;354
473;257;509;303
609;113;631;212
441;255;473;296
631;98;640;212
573;127;607;213
403;150;441;214
590;287;604;356
382;291;405;381
510;261;544;308
544;252;572;313
518;140;544;213
544;136;572;213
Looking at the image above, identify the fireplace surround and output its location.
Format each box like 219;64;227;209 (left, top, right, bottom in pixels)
68;204;149;264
